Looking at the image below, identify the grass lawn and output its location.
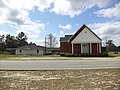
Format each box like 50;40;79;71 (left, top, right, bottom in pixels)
0;54;120;60
108;53;120;57
0;54;83;60
0;68;120;90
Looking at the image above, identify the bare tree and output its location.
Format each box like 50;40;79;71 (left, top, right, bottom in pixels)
46;33;58;48
106;40;116;52
0;35;5;43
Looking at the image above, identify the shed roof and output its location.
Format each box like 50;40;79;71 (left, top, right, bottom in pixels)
16;45;45;50
60;35;73;42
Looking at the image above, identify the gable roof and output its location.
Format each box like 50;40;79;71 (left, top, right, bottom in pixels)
60;35;73;42
16;45;45;50
69;24;101;42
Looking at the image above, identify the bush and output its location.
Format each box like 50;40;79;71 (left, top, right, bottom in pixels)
60;53;66;56
60;53;109;57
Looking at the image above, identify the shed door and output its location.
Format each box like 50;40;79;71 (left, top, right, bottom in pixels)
82;43;89;53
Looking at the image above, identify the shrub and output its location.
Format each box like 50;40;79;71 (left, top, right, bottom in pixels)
60;53;109;57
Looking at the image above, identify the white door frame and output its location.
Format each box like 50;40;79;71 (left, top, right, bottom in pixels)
82;43;89;54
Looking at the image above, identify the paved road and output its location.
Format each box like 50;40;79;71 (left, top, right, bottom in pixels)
0;59;120;70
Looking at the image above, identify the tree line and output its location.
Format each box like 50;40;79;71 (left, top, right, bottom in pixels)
0;32;58;53
0;32;28;52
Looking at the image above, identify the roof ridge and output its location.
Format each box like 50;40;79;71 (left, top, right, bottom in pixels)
69;24;86;42
69;24;101;42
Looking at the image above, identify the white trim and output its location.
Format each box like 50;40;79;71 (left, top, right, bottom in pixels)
90;43;92;53
71;27;101;43
99;43;101;53
72;41;101;43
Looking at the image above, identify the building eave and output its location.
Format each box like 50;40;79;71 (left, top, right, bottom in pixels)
69;24;101;42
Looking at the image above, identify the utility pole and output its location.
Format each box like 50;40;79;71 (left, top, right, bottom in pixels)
45;36;46;54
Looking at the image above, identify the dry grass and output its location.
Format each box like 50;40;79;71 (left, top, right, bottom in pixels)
0;69;120;90
0;54;119;60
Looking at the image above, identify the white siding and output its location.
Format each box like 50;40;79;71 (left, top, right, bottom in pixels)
71;27;101;43
16;49;44;55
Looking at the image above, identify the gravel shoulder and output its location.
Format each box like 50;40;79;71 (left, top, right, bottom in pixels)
0;68;120;90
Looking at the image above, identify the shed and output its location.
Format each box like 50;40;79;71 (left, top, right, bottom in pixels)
16;45;45;55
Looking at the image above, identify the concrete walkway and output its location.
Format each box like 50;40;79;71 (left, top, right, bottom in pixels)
0;59;120;70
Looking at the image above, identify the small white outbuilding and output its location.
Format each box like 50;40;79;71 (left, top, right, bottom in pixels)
16;45;46;55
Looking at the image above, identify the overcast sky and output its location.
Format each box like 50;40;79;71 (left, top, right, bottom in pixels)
0;0;120;47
